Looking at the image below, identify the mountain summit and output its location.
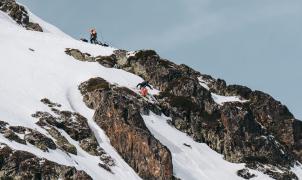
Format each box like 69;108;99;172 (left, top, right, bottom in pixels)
0;1;301;179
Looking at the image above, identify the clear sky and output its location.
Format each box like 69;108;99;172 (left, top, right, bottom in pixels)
17;0;302;119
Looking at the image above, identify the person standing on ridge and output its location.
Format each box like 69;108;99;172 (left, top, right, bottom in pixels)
90;28;98;44
137;81;153;97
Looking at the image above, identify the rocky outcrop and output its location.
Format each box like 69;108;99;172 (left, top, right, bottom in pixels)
65;48;117;68
202;75;302;163
237;169;256;179
25;130;57;152
0;144;91;179
114;50;302;178
67;48;302;179
79;77;173;180
32;98;115;171
0;0;43;32
220;102;298;180
47;127;77;155
0;96;116;177
0;120;56;152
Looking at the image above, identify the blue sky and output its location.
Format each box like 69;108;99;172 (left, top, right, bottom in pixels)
18;0;302;119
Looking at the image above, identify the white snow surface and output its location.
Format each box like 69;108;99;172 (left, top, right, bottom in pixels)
211;93;248;106
0;9;301;180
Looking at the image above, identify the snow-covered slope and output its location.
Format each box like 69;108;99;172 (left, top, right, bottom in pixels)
0;10;142;180
0;6;301;180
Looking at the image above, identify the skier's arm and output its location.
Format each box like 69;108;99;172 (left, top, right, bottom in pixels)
147;84;153;89
136;83;141;88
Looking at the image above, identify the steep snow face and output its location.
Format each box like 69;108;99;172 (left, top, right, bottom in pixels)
142;113;273;180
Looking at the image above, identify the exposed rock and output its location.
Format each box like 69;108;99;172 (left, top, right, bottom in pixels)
113;49;128;66
293;120;302;160
9;126;27;134
246;163;298;180
41;98;62;108
79;77;173;180
47;127;77;155
0;120;8;132
32;98;115;170
100;153;115;167
221;102;294;167
78;77;110;109
0;0;43;32
3;129;26;145
0;121;57;151
95;55;117;68
237;169;256;179
98;163;113;173
110;49;301;178
0;144;92;179
65;48;119;68
26;21;43;32
248;91;302;161
24;130;57;152
65;48;88;61
65;48;117;68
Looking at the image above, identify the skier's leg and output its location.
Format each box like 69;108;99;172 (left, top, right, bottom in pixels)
143;88;148;97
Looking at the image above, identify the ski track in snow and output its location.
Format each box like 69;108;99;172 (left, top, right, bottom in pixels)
0;9;301;179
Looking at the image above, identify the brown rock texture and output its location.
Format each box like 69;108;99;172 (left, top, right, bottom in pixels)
79;77;173;180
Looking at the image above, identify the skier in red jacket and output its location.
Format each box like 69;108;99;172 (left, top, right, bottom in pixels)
137;81;153;97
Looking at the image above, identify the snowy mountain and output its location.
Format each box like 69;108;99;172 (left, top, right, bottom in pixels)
0;0;302;179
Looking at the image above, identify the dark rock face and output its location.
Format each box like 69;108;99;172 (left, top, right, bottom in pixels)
293;120;302;160
110;50;302;178
0;0;43;32
221;103;294;167
79;77;173;180
0;144;92;179
249;91;296;148
67;48;302;178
